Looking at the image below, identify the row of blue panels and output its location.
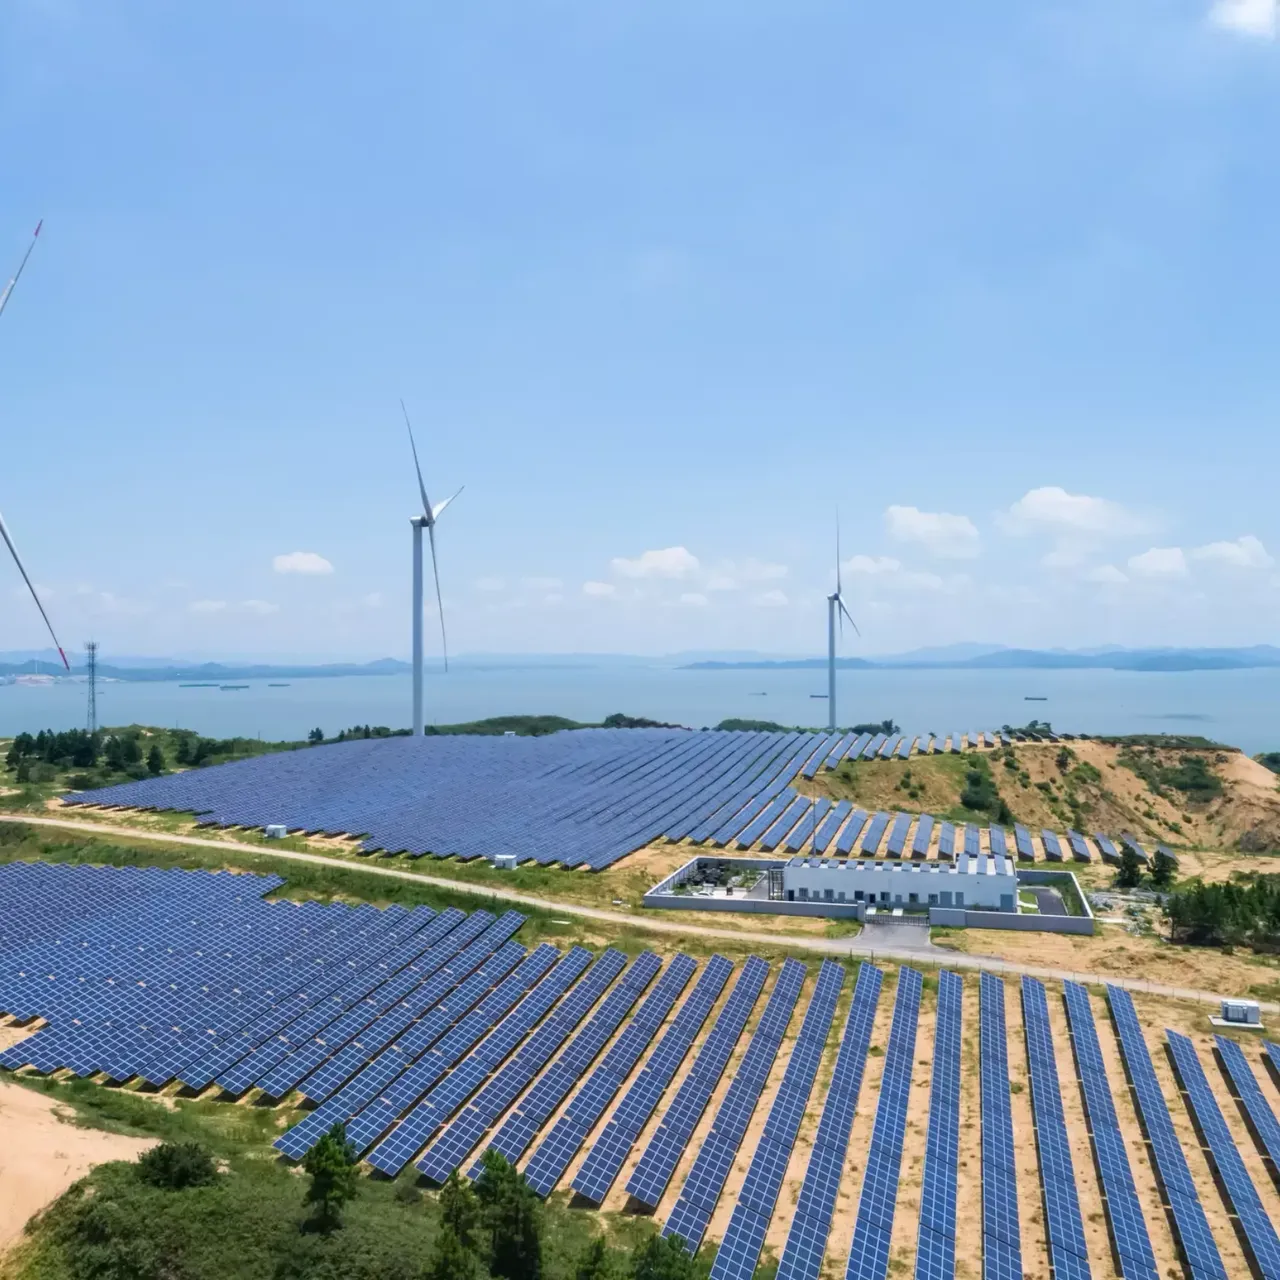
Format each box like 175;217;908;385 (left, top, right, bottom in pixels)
63;725;1084;872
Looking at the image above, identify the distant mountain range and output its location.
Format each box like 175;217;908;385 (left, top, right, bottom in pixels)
683;646;1280;673
0;658;412;682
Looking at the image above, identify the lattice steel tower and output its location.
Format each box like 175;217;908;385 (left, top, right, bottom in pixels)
85;641;98;734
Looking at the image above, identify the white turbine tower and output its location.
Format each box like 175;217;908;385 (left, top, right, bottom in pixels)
402;401;462;736
827;517;859;732
1;219;68;672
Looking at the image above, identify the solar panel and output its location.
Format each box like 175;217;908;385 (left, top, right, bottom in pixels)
1066;831;1093;863
413;948;630;1183
913;972;963;1280
1106;986;1227;1280
1019;977;1091;1280
775;963;883;1280
1265;1040;1280;1092
709;960;846;1280
896;737;913;759
786;799;832;853
571;955;734;1204
1121;835;1150;867
626;956;769;1208
938;822;956;860
1214;1036;1280;1178
1166;1031;1280;1280
964;824;982;857
1040;830;1063;862
522;954;698;1196
814;801;853;854
861;812;891;855
979;974;1022;1280
885;812;912;858
469;950;663;1175
1013;825;1035;861
988;825;1007;860
911;815;934;860
842;967;924;1280
1062;982;1157;1280
835;810;870;857
662;958;807;1253
878;736;900;759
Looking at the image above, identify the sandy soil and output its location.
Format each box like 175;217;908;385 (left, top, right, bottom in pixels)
940;922;1280;1000
0;1080;156;1252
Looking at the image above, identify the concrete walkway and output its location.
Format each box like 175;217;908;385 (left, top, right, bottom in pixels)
2;812;1275;1015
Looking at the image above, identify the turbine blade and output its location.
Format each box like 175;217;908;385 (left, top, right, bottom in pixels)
0;220;42;321
431;485;463;522
838;596;860;638
835;512;843;596
400;399;433;517
426;520;448;671
0;507;69;669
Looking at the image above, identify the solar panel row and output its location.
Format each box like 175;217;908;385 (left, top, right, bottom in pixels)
776;963;884;1280
1165;1032;1280;1280
663;958;807;1254
361;944;596;1175
1062;982;1157;1280
469;951;664;1175
571;955;734;1204
979;974;1022;1280
411;948;630;1183
709;960;846;1280
521;954;699;1197
1105;986;1227;1280
1020;977;1091;1280
625;956;770;1209
1213;1036;1280;1174
913;971;963;1280
844;967;924;1280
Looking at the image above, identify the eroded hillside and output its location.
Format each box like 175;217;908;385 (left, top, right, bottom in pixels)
796;739;1280;852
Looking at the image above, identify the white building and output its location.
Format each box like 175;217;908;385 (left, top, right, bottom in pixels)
782;853;1018;912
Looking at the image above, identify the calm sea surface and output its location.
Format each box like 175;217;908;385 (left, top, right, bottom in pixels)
2;666;1279;754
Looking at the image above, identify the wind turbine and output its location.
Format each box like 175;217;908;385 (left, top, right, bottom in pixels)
827;516;859;732
402;401;462;736
1;220;68;671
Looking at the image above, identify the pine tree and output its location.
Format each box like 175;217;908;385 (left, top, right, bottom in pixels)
1116;844;1143;890
425;1225;481;1280
574;1237;611;1280
301;1123;358;1232
439;1170;481;1253
147;744;165;775
631;1232;700;1280
475;1150;542;1280
1151;848;1177;889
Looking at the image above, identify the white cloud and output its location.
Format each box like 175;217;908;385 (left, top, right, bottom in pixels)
1128;546;1187;578
1209;0;1277;38
522;576;563;591
610;546;700;579
679;592;709;607
704;574;737;592
752;589;789;608
705;558;787;590
474;576;505;593
1085;564;1128;585
273;551;334;576
1190;535;1274;569
238;599;279;615
189;599;228;613
1003;486;1142;537
582;580;617;598
362;591;383;608
844;554;902;576
885;506;980;559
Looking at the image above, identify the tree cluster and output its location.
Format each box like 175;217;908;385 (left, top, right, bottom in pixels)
1164;874;1280;951
5;728;98;771
958;761;1013;825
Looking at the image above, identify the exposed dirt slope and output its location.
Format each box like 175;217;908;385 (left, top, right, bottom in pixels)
798;740;1280;851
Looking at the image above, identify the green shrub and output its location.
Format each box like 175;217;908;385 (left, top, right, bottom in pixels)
137;1141;217;1190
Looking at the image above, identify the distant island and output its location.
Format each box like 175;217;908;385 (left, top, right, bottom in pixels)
683;646;1280;674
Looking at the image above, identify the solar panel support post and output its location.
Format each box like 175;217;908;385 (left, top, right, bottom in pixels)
411;516;425;737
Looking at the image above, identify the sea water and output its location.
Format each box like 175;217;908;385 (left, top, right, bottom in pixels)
2;665;1279;755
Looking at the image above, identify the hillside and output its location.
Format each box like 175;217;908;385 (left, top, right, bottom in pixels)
796;738;1280;852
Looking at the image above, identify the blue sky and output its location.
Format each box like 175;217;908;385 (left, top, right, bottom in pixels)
2;0;1278;661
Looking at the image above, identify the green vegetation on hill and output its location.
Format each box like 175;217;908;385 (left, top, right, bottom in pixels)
1100;733;1235;751
1;1078;705;1280
1164;873;1280;951
714;717;898;734
1117;747;1224;803
1255;751;1280;775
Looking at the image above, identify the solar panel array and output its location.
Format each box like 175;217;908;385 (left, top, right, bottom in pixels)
914;971;963;1280
1105;986;1227;1280
625;956;770;1209
843;967;924;1280
521;954;698;1196
775;963;884;1280
1214;1036;1280;1173
410;948;630;1182
469;952;664;1175
663;958;807;1253
1166;1032;1280;1280
709;960;846;1280
66;724;1088;870
571;954;734;1205
979;974;1022;1280
1020;977;1091;1280
1062;982;1157;1280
